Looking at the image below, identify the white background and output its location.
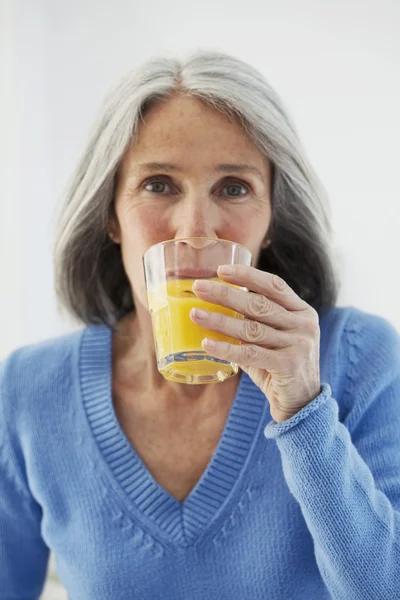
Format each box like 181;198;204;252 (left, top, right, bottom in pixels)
1;0;399;596
2;0;400;361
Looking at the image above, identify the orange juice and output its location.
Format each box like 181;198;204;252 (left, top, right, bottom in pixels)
147;278;245;383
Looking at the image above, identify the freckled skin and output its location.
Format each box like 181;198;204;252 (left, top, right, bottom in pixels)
109;93;273;407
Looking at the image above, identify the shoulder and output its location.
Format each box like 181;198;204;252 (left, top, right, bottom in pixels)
1;327;85;383
0;327;86;423
328;304;400;366
319;304;399;354
320;305;400;429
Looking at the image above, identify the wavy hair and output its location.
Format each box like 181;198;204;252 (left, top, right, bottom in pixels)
52;49;341;329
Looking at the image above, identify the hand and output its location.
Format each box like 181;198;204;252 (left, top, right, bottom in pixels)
190;264;322;423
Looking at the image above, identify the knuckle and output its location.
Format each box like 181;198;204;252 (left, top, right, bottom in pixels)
249;294;271;317
244;319;265;343
272;274;287;291
304;310;320;333
310;308;320;327
243;344;260;364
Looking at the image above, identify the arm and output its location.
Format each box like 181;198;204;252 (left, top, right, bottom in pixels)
264;310;400;600
0;357;50;599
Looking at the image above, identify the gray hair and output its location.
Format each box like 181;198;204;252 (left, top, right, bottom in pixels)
52;49;341;329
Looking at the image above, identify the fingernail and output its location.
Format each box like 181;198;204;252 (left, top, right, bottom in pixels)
193;279;212;291
191;308;208;320
218;265;234;275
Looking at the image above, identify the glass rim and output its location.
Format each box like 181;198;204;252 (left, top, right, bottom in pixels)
143;236;252;259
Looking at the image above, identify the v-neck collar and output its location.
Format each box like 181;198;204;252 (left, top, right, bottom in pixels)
79;323;269;545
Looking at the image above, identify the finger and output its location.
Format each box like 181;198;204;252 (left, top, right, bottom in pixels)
192;279;297;331
217;264;308;312
202;337;282;371
190;308;290;349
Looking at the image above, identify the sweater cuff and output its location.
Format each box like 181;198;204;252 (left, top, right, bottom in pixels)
263;382;333;439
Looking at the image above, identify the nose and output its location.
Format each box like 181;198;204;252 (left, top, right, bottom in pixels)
173;196;221;241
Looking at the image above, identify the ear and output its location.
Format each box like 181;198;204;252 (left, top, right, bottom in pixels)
107;218;121;244
261;238;271;249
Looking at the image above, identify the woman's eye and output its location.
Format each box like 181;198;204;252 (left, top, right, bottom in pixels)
143;179;173;194
221;182;249;198
143;177;249;198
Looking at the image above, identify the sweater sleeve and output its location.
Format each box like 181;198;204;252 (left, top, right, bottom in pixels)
264;310;400;600
0;356;50;599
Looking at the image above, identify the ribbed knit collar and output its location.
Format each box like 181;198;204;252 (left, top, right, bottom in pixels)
79;323;269;545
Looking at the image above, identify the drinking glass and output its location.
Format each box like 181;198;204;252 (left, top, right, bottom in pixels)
143;237;252;384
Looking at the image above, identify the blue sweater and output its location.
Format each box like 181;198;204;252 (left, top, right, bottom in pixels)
1;305;400;600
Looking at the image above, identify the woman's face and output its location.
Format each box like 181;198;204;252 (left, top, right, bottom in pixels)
110;93;273;311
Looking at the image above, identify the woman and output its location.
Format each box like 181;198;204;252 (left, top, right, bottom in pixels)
1;49;399;600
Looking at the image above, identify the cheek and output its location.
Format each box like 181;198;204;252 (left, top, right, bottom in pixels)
117;205;168;260
119;242;148;308
119;207;168;302
130;207;168;243
229;211;271;265
230;210;270;244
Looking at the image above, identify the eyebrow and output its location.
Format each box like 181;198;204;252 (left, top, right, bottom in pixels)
134;162;264;180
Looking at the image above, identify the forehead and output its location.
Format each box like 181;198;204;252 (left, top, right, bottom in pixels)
122;94;270;176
